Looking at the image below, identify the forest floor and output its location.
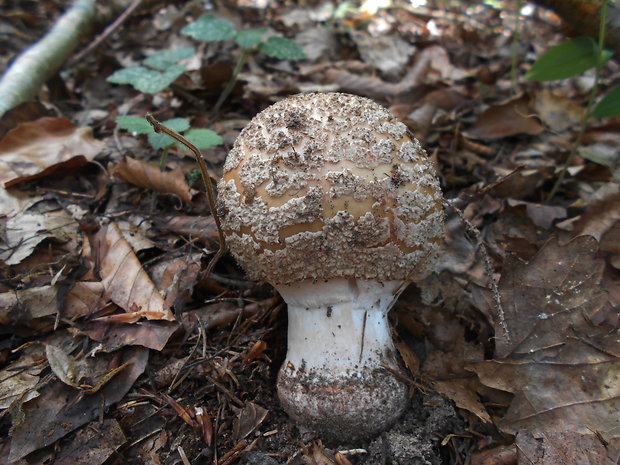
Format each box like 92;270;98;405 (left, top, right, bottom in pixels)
1;1;619;464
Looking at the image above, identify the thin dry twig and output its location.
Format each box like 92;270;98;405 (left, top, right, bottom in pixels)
70;0;145;65
443;199;510;343
146;114;227;276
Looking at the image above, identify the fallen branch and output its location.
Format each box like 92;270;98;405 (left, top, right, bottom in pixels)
0;0;97;119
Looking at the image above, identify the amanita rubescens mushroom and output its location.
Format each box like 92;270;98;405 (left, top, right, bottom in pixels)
217;92;444;442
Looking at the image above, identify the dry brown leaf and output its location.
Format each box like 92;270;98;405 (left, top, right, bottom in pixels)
63;281;106;319
52;419;126;465
0;117;103;187
0;345;45;410
465;95;544;139
8;346;148;462
155;215;219;247
95;221;175;322
112;156;193;204
0;285;58;327
494;236;607;358
82;320;178;351
432;379;492;423
531;88;585;132
232;402;268;442
0;208;79;265
468;237;620;441
516;430;618;465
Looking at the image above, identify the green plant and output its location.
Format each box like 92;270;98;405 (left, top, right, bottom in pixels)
116;115;222;169
526;2;618;197
181;14;305;115
107;47;195;93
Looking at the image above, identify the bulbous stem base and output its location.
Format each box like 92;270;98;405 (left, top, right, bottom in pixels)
275;278;409;443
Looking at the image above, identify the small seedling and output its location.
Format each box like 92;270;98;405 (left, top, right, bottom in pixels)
526;2;619;195
107;47;195;93
181;14;306;115
116;115;222;170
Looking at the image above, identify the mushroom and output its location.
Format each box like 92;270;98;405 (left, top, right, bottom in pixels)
217;92;444;442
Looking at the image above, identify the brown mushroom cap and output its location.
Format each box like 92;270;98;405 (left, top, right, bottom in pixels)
217;92;444;285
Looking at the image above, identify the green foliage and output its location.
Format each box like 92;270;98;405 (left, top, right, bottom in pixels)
578;146;620;182
107;47;195;93
527;35;619;123
181;14;305;59
235;27;268;49
592;84;620;118
527;36;612;81
181;14;236;42
143;47;196;71
116;116;222;151
259;37;305;60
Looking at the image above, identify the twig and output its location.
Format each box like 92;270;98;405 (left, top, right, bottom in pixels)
146;114;227;276
0;0;97;118
443;199;510;343
70;0;145;65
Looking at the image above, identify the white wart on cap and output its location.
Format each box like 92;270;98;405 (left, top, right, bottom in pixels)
217;92;444;442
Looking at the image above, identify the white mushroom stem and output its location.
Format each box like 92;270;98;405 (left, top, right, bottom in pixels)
275;278;409;442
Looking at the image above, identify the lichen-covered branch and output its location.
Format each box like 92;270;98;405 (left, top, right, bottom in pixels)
0;0;97;119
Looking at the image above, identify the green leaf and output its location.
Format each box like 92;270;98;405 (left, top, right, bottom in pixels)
526;36;612;81
116;116;152;134
107;64;185;93
179;129;223;149
259;36;305;60
146;118;190;149
144;47;195;71
161;118;190;133
181;14;235;42
148;132;175;149
235;27;267;49
592;85;620;118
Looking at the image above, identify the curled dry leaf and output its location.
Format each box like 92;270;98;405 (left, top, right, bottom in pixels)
0;285;58;328
0;209;78;265
232;402;268;442
464;95;544;139
0;345;45;410
112;156;193;204
95;221;175;322
0;117;103;187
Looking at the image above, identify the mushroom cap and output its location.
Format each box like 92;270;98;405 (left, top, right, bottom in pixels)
217;92;444;285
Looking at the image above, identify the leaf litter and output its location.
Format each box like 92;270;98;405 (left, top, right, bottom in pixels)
1;1;620;465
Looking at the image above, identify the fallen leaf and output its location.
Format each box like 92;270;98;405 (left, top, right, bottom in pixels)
0;208;78;265
82;320;178;351
95;221;175;321
52;419;126;465
433;379;492;423
8;346;148;462
0;117;103;187
350;30;415;76
0;345;45;410
531;88;586;132
233;402;268;442
468;237;620;441
0;285;58;329
112;156;193;204
46;344;80;388
465;95;544;139
494;236;607;358
516;429;618;465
